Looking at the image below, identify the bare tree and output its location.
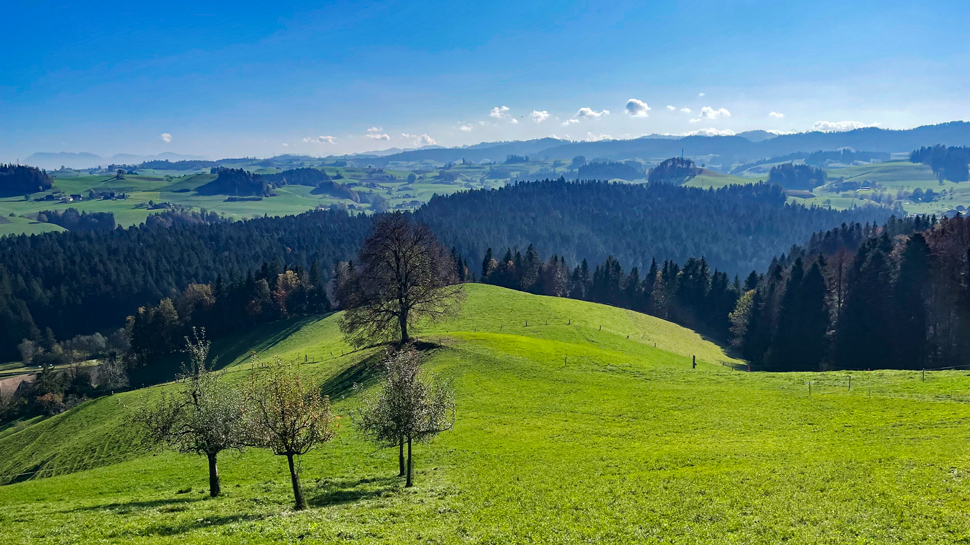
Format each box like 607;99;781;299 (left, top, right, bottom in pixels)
246;355;335;510
340;214;464;347
354;347;455;487
133;329;244;497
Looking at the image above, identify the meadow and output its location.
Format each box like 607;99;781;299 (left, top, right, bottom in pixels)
1;284;969;544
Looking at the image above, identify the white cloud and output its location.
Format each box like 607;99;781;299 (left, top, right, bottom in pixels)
303;135;336;144
160;133;172;143
625;99;651;118
478;120;487;126
680;108;691;114
459;124;473;132
666;105;676;111
365;127;390;140
812;120;879;132
401;133;437;146
769;111;784;119
282;143;289;147
490;105;510;119
561;118;579;126
699;106;731;120
575;107;609;119
510;118;518;124
585;132;612;141
685;128;736;137
698;92;706;97
529;110;550;124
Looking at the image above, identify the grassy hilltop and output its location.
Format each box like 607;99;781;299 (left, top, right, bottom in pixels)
1;284;969;544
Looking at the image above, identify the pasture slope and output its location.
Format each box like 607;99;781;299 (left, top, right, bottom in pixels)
1;284;969;544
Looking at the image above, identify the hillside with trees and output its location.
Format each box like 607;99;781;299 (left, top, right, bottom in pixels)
0;164;53;196
648;157;701;184
767;163;827;190
197;167;273;197
0;209;372;361
577;161;644;181
416;179;888;275
0;180;888;362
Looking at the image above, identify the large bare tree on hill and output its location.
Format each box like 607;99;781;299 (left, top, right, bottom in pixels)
339;214;464;347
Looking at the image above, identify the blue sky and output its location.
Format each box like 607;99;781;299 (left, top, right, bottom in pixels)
1;0;967;160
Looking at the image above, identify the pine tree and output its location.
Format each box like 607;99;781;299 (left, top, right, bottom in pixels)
892;233;931;369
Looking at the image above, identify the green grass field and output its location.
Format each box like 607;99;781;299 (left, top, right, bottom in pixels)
1;284;969;544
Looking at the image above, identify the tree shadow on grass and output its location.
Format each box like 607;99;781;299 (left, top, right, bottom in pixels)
320;351;385;402
119;512;269;538
211;314;330;371
308;475;400;507
58;496;204;514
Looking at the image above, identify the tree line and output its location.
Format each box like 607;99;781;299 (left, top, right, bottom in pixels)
910;145;970;182
735;214;969;371
473;245;740;342
35;208;116;231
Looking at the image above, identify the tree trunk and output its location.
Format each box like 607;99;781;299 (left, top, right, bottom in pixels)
287;453;307;510
398;436;406;477
399;310;410;345
207;451;221;497
405;436;413;488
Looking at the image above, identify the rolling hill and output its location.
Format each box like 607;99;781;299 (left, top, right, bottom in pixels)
1;284;969;544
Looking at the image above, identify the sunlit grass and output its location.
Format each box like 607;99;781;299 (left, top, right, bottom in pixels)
1;284;969;544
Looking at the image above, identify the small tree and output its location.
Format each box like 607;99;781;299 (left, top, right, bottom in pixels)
355;347;455;487
339;213;464;347
134;330;244;497
246;355;334;510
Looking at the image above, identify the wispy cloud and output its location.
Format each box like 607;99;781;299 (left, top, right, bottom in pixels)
576;107;609;119
625;99;651;118
769;111;784;118
529;110;550;124
812;120;879;132
680;107;691;114
401;133;437;146
698;92;706;97
459;124;473;132
585;132;612;141
303;135;336;144
666;105;676;111
561;118;579;126
160;133;172;143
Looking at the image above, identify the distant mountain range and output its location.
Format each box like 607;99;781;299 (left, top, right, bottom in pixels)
24;121;970;170
358;122;970;168
24;152;204;170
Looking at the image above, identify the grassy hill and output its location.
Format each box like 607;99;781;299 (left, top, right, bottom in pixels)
1;284;969;543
